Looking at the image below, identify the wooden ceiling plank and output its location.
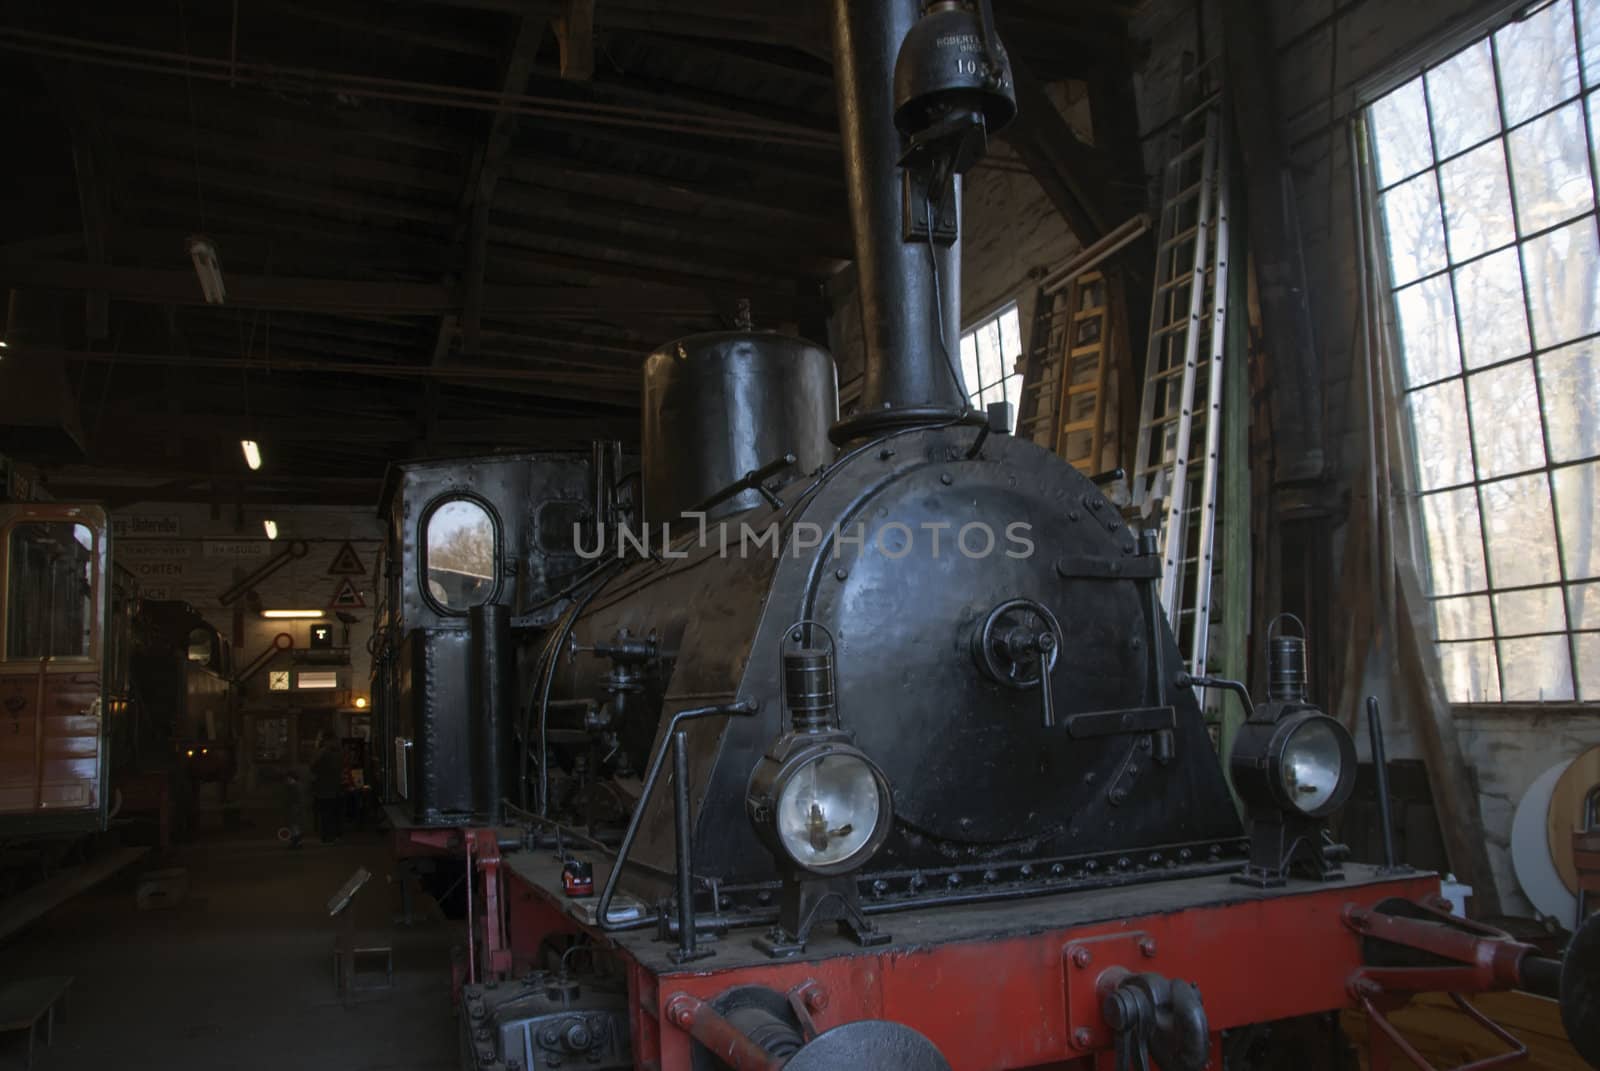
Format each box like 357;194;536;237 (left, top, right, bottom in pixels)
130;155;456;228
264;0;502;59
1;261;821;318
500;155;849;237
458;9;549;356
110;115;462;196
553;0;595;80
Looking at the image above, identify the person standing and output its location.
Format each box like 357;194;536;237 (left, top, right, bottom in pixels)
311;731;345;843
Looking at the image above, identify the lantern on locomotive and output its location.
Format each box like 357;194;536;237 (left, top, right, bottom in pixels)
744;623;895;956
1224;618;1360;885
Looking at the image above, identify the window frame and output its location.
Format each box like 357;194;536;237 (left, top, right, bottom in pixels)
1362;0;1600;703
958;299;1025;415
0;514;104;667
417;491;503;617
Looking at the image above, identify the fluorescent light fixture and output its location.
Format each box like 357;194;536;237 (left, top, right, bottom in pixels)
263;519;278;540
261;609;324;619
241;439;262;470
187;234;226;304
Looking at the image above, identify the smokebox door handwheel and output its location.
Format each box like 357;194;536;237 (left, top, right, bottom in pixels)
973;597;1063;727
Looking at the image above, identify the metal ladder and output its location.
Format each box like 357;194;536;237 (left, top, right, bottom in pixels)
1131;93;1231;677
1016;273;1112;475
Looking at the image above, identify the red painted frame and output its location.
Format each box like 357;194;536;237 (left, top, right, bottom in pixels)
493;861;1445;1071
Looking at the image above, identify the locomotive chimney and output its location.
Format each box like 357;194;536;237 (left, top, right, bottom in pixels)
829;0;1015;442
830;0;964;440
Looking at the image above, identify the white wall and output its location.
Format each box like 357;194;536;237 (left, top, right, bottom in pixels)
1456;708;1600;915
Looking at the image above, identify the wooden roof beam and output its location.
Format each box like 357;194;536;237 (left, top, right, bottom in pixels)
458;10;549;356
261;0;502;59
998;58;1114;243
1;261;822;319
554;0;595;80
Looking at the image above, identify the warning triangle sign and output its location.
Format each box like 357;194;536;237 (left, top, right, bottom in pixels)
328;578;366;610
327;541;366;576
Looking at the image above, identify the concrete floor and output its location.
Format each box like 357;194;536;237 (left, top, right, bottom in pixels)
2;818;460;1071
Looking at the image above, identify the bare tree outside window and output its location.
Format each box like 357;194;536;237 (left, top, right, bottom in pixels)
425;499;497;610
1368;0;1600;702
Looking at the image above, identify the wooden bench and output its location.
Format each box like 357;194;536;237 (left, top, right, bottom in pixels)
0;976;72;1070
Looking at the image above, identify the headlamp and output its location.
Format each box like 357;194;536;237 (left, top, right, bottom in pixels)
1231;709;1356;820
750;739;893;877
1277;716;1349;815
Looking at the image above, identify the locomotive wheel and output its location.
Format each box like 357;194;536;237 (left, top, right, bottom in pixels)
784;1020;951;1071
1564;911;1600;1069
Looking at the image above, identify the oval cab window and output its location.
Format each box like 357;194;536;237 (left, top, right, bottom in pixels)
425;499;497;611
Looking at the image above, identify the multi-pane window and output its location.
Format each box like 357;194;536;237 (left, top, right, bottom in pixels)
1368;0;1600;703
959;303;1024;414
4;522;95;661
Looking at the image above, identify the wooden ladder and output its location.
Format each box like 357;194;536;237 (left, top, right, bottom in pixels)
1016;271;1113;476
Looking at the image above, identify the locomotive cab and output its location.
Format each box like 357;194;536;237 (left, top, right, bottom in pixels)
372;451;610;827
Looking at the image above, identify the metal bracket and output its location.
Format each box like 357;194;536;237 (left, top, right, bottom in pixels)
1106;733;1157;806
1062;931;1158;1052
1344;898;1555;1071
787;980;828;1042
1064;706;1175;740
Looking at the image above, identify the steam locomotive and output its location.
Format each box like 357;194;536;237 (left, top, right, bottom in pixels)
373;2;1600;1069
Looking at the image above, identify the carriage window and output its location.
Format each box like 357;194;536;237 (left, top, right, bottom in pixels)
424;499;497;611
5;522;96;660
